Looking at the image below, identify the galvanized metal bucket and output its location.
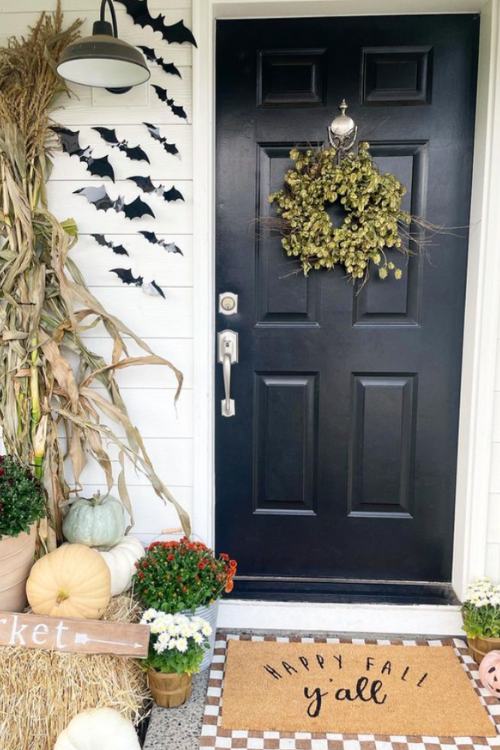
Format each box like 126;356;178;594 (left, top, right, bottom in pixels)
182;600;218;672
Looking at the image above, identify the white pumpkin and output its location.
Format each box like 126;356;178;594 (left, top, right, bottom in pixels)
98;535;145;596
54;707;140;750
62;493;127;548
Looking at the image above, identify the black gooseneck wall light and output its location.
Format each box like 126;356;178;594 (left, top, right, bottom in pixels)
57;0;150;90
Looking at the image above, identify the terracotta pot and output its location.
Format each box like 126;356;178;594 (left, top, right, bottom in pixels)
147;670;192;708
468;635;500;665
0;525;37;612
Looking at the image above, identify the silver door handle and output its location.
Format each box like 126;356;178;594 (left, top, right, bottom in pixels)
218;330;238;417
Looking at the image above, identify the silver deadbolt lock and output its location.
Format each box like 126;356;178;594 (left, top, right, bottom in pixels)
219;292;238;315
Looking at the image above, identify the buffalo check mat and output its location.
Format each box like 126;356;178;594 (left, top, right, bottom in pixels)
199;634;500;750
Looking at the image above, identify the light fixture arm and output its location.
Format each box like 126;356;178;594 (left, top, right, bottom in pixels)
100;0;118;37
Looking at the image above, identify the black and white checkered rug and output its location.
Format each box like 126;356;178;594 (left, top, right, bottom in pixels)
199;634;500;750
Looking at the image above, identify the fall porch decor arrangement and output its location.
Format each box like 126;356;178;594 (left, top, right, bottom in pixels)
133;537;237;670
269;141;411;282
0;5;191;553
0;455;46;611
140;609;212;707
462;577;500;663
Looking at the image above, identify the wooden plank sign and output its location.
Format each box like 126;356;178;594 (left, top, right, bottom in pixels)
0;611;150;657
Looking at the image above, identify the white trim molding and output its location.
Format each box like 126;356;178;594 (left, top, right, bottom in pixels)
218;600;463;636
191;0;500;626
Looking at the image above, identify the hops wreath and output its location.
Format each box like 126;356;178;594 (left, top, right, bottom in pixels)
269;141;411;282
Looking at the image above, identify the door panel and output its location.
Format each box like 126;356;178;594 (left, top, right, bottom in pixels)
215;15;479;602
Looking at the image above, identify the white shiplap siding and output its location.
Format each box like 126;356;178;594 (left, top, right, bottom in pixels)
0;1;195;540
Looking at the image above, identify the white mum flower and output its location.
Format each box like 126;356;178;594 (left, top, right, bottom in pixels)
141;608;158;623
176;637;188;653
201;622;212;637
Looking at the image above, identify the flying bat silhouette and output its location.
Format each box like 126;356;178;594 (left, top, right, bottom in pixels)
126;176;185;202
115;0;197;46
143;122;179;156
91;233;129;256
73;186;155;220
139;230;183;255
92;127;150;163
152;85;187;120
51;126;115;181
138;46;181;77
110;267;166;299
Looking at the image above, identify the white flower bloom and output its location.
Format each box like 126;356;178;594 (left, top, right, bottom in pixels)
141;608;158;623
175;637;188;653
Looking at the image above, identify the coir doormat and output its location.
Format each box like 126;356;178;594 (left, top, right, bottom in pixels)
220;640;495;737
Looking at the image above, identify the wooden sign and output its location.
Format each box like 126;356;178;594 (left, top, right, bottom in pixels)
0;611;150;657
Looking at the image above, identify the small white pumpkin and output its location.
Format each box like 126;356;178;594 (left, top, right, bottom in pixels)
98;535;145;596
62;493;127;548
54;707;140;750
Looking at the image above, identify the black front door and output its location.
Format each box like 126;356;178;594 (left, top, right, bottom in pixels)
215;15;478;603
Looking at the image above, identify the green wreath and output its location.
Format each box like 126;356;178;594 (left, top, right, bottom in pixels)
269;142;411;282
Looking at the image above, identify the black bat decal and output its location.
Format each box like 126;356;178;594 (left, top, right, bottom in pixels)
143;280;166;299
115;0;197;46
111;267;166;299
73;186;155;220
51;126;115;181
138;46;181;77
163;185;185;202
143;122;179;156
139;230;183;255
127;176;185;203
92;127;150;163
127;175;156;192
91;233;129;256
152;85;187;120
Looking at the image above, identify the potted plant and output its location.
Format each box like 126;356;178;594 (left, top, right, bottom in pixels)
0;455;46;611
133;537;237;670
462;578;500;663
140;609;212;707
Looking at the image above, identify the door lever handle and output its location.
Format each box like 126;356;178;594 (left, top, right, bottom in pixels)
218;330;238;417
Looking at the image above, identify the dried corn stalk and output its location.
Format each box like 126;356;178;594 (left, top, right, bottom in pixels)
0;5;191;548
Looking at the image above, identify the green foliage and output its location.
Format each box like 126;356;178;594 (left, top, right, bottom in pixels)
133;537;237;612
0;455;46;539
269;142;411;281
462;578;500;638
140;610;211;675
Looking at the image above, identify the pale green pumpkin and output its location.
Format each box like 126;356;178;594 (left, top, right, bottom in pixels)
62;493;127;548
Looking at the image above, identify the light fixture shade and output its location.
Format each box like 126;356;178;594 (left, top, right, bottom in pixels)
57;34;150;88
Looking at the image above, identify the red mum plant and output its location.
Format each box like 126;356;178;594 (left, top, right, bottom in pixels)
133;537;237;613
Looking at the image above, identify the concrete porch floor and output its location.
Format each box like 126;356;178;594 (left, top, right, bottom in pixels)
143;628;464;750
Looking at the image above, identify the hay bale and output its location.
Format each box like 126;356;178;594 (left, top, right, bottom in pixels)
0;596;150;750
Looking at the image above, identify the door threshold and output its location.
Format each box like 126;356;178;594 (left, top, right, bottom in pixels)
232;579;460;606
218;598;463;637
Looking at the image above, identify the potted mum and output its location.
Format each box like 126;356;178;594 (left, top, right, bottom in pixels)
133;537;236;670
462;578;500;663
141;609;212;707
0;455;46;611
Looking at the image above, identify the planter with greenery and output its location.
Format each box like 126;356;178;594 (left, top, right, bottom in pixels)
133;538;237;670
0;455;46;610
140;609;212;707
462;578;500;663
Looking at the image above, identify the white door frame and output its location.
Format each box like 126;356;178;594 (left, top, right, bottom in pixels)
191;0;500;633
